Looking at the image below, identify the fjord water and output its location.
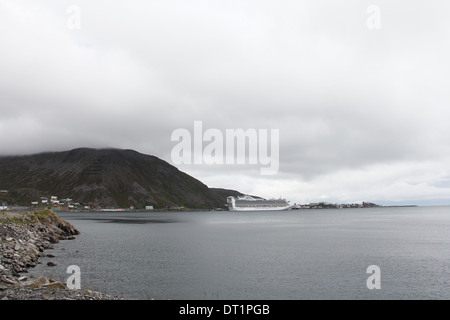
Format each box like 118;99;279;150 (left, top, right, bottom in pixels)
29;206;450;299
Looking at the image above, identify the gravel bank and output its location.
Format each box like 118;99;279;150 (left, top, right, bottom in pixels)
0;210;124;300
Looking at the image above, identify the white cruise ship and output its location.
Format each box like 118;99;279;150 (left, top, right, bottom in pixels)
227;195;291;211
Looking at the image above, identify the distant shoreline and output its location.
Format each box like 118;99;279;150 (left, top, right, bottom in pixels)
2;204;422;214
380;205;419;208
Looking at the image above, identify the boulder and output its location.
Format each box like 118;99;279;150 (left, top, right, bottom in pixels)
0;275;17;286
43;281;66;290
27;276;49;289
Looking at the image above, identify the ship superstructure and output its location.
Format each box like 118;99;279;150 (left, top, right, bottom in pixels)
227;195;291;211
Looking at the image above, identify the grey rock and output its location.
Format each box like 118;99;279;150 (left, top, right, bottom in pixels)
43;281;66;290
26;276;49;289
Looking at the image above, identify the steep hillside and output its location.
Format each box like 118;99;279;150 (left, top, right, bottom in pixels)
0;148;242;209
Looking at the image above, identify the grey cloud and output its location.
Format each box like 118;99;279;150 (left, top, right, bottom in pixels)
1;0;450;204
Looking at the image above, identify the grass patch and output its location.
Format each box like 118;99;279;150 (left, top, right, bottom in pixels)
33;209;53;218
5;216;37;225
0;209;55;226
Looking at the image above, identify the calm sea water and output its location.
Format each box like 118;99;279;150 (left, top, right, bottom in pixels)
29;206;450;300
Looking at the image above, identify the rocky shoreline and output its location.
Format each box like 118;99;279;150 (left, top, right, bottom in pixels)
0;210;123;300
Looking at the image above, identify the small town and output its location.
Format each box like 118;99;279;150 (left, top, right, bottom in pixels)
0;190;154;212
290;201;380;210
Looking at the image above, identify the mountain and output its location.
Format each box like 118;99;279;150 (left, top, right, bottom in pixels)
0;148;242;209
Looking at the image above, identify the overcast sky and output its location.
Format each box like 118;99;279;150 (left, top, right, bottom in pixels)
1;0;450;205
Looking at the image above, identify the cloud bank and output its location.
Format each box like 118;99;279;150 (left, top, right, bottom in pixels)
1;0;450;204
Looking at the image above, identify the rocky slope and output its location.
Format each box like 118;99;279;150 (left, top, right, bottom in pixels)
0;210;121;300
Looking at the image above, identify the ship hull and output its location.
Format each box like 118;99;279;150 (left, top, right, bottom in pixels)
228;206;291;212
